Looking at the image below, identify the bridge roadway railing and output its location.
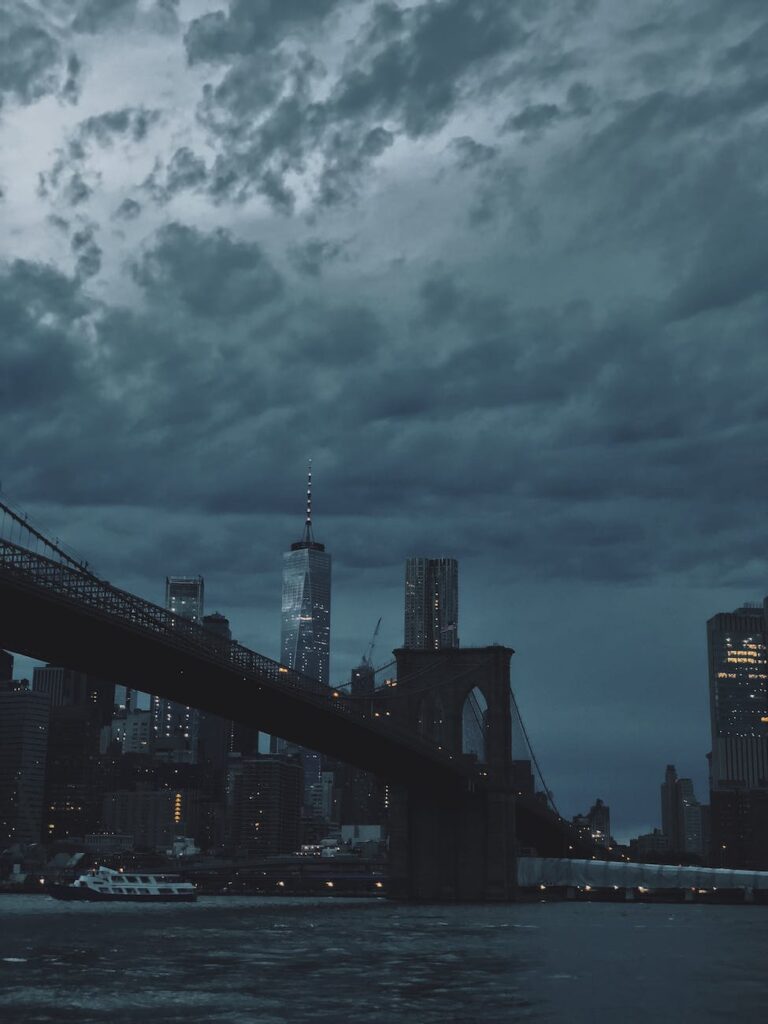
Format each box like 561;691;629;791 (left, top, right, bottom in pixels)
0;537;466;773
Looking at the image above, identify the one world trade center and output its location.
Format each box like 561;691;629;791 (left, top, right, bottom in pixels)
280;463;331;689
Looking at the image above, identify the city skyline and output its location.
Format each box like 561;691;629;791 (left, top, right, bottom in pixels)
2;0;767;844
7;489;739;844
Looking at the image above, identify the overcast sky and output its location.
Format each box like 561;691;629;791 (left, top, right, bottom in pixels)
2;0;767;841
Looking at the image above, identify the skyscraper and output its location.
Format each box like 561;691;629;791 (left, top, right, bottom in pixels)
166;576;205;622
280;464;332;687
31;666;115;842
32;666;114;726
151;576;205;760
706;602;768;867
276;466;331;808
707;604;768;790
572;798;611;849
0;679;49;846
660;764;703;857
404;557;459;650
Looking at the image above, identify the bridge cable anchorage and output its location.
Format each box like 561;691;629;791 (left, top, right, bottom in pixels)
509;684;561;818
0;495;97;578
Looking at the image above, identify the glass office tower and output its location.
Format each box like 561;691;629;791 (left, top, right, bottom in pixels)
280;468;331;688
276;466;331;803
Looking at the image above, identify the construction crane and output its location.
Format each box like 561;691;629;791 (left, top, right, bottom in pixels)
362;617;382;667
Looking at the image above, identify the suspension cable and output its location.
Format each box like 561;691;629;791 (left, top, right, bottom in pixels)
0;495;96;577
510;684;561;818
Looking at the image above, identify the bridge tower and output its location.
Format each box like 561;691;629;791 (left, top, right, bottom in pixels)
388;645;517;901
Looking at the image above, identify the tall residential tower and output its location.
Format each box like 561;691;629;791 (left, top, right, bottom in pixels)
151;576;205;759
404;557;459;650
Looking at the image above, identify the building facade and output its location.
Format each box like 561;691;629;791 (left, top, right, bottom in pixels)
166;576;205;622
101;789;198;851
404;557;459;650
30;666;115;843
0;680;50;846
32;665;114;727
151;576;205;760
572;798;612;849
226;754;303;857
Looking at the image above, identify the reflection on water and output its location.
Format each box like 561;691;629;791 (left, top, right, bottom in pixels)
0;896;766;1022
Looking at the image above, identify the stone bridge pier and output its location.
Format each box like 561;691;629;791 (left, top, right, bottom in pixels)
387;646;517;901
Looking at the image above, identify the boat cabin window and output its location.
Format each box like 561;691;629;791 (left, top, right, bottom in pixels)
158;887;173;894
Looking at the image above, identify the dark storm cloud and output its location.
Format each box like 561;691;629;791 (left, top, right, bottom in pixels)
39;106;161;212
113;197;141;220
131;222;284;316
79;107;161;145
71;0;139;34
62;172;93;206
60;54;83;105
0;261;90;412
8;3;768;596
504;102;560;134
0;8;63;108
142;147;211;205
288;238;348;277
6;0;768;832
185;0;536;209
330;0;527;136
184;0;343;63
279;306;384;367
449;136;496;171
71;224;102;279
154;147;208;198
69;0;178;34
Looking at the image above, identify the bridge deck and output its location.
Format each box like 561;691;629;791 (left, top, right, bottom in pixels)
0;538;469;789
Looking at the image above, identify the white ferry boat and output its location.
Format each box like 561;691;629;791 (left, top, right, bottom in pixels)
49;866;196;902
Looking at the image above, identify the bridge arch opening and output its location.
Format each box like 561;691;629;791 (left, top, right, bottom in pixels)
462;686;488;763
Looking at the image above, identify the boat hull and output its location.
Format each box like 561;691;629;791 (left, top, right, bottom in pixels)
48;885;196;903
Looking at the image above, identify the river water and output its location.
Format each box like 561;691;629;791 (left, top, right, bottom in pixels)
0;896;765;1022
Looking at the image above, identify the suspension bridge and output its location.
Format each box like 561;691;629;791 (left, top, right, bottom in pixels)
0;496;592;899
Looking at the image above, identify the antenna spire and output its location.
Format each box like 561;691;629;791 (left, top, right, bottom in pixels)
303;459;314;542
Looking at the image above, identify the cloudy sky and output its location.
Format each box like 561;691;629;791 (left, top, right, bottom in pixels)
2;0;767;840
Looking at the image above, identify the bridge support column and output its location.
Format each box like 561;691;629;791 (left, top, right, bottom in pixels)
388;645;518;901
388;784;516;901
